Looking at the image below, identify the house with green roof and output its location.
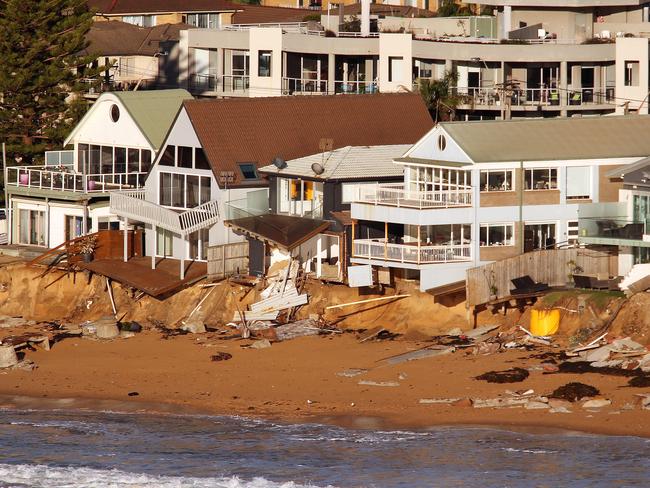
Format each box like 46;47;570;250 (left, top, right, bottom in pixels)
349;115;650;291
5;89;192;249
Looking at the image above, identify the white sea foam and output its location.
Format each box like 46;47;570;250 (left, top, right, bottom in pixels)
0;464;331;488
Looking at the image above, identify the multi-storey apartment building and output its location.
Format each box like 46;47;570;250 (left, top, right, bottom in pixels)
180;0;650;118
349;116;650;291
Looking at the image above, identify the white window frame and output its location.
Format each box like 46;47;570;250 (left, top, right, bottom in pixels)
524;168;558;191
479;223;515;247
158;170;212;210
480;169;514;192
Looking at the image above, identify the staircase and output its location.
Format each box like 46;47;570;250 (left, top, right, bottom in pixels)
619;263;650;294
110;190;220;236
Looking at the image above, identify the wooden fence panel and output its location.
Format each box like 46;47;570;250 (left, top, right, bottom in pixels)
207;242;249;279
466;248;616;307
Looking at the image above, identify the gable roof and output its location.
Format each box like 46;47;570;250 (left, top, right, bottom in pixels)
88;0;239;15
183;93;432;187
259;144;409;181
438;115;650;163
65;89;192;150
83;21;191;57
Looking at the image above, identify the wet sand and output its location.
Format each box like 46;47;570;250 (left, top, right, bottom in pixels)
0;330;648;438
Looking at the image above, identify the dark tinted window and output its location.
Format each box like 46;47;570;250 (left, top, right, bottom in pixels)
194;148;211;170
160;145;175;166
238;163;258;180
178;146;193;168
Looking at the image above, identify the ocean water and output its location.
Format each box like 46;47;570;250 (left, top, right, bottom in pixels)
0;409;648;487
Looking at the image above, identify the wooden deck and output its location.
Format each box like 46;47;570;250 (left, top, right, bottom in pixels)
79;257;207;298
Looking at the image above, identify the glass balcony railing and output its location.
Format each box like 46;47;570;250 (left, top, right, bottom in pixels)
578;202;647;241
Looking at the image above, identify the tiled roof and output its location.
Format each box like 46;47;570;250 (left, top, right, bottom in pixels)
183;93;432;187
88;0;240;15
259;144;410;181
438;115;650;163
83;21;191;56
231;5;311;24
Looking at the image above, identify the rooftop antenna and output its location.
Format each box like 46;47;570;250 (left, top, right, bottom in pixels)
313;138;333;176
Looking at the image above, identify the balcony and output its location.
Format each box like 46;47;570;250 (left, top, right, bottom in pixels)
189;74;250;95
578;202;649;246
356;183;472;209
5;166;146;194
282;77;328;95
451;86;616;110
352;238;472;265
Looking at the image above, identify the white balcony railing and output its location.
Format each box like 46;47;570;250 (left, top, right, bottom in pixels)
5;166;145;193
189;74;250;94
334;80;378;94
110;190;220;236
282;77;328;94
451;86;616;108
356;183;472;209
353;238;472;265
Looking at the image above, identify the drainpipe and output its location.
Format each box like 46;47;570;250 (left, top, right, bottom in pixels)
519;161;524;254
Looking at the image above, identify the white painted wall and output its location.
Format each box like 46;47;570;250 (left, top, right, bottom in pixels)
248;28;283;97
615;37;649;114
379;33;413;93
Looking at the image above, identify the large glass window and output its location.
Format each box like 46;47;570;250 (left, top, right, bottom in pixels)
195;148;210;170
525;168;557;190
128;148;140;173
141;150;152;172
160;145;175;166
159;171;211;209
18;209;45;246
101;146;113;175
480;170;513;192
480;223;514;247
89;145;101;174
258;50;272;77
114;147;126;174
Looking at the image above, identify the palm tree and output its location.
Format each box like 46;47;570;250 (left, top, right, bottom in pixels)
417;70;460;123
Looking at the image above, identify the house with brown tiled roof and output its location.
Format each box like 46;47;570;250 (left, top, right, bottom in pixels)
108;93;432;275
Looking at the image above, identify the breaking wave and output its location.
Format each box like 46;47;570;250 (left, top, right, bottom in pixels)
0;464;330;488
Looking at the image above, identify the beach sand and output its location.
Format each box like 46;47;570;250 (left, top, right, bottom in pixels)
1;330;648;437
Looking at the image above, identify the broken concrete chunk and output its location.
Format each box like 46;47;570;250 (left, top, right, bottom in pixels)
419;398;461;404
582;399;612;409
549;406;572;414
0;345;18;369
525;401;550;410
336;368;368;378
358;380;400;387
472;397;529;409
250;339;272;350
181;320;206;334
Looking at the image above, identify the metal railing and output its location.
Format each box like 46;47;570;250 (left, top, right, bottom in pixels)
110;190;220;236
356;183;472;209
451;86;616;108
335;80;378;94
282;77;328;94
189;74;250;93
5;166;146;193
224;22;309;33
353;238;472;264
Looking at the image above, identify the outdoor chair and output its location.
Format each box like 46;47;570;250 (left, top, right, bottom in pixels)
510;275;550;295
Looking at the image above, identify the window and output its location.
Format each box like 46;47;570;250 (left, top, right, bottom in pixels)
525;168;557;190
156;227;173;257
194;148;209;170
110;104;120;122
65;215;86;241
101;146;113;175
128;148;140;173
186;13;220;29
238;163;258;180
480;223;515;247
141;150;152;172
114;147;126;175
480;170;514;192
437;134;446;151
566;166;591;199
388;56;403;82
178;146;193;168
123;15;156;27
18;209;45;246
232;51;250;76
625;61;639;86
159;171;211;209
160;145;175;166
567;220;579;246
258;50;272;77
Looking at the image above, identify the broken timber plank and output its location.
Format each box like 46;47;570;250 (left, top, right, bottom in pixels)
325;294;410;310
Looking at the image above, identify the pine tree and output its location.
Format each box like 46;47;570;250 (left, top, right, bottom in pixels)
0;0;98;164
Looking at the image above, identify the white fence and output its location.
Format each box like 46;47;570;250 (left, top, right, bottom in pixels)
353;238;471;264
356;183;472;209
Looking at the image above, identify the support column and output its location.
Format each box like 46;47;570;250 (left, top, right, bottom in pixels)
560;60;568;116
417;225;421;264
180;235;186;280
316;235;322;278
123;217;128;263
502;5;512;39
44;198;50;248
328;53;335;95
152;227;156;270
82;201;89;235
384;221;388;260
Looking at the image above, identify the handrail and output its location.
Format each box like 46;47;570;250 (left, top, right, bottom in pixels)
353;238;472;264
6;166;146;193
356;183;472;209
110;190;220;236
27;231;101;268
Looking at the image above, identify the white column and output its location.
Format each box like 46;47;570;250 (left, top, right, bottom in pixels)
316;235;322;278
152;227;156;270
123;217;128;262
180;235;186;280
361;0;370;37
502;6;512;39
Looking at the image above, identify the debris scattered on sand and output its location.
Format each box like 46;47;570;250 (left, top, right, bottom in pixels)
0;345;19;369
211;352;233;361
582;398;611;409
628;376;650;387
82;317;120;340
419;398;461;404
337;368;368;378
249;339;271;350
476;367;530;384
549;382;600;402
358;380;400;387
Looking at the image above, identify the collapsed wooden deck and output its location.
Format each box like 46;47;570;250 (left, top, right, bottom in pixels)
79;257;207;298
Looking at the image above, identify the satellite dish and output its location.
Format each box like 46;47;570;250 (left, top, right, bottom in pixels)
311;162;325;175
272;156;287;170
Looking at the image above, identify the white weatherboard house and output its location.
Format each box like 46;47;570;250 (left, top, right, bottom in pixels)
350;115;650;291
5;89;192;248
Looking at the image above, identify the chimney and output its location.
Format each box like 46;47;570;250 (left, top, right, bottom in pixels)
361;0;370;37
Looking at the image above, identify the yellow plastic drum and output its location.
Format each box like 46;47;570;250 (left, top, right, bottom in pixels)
530;309;560;336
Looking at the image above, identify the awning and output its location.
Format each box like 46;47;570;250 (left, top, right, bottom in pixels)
225;214;331;252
